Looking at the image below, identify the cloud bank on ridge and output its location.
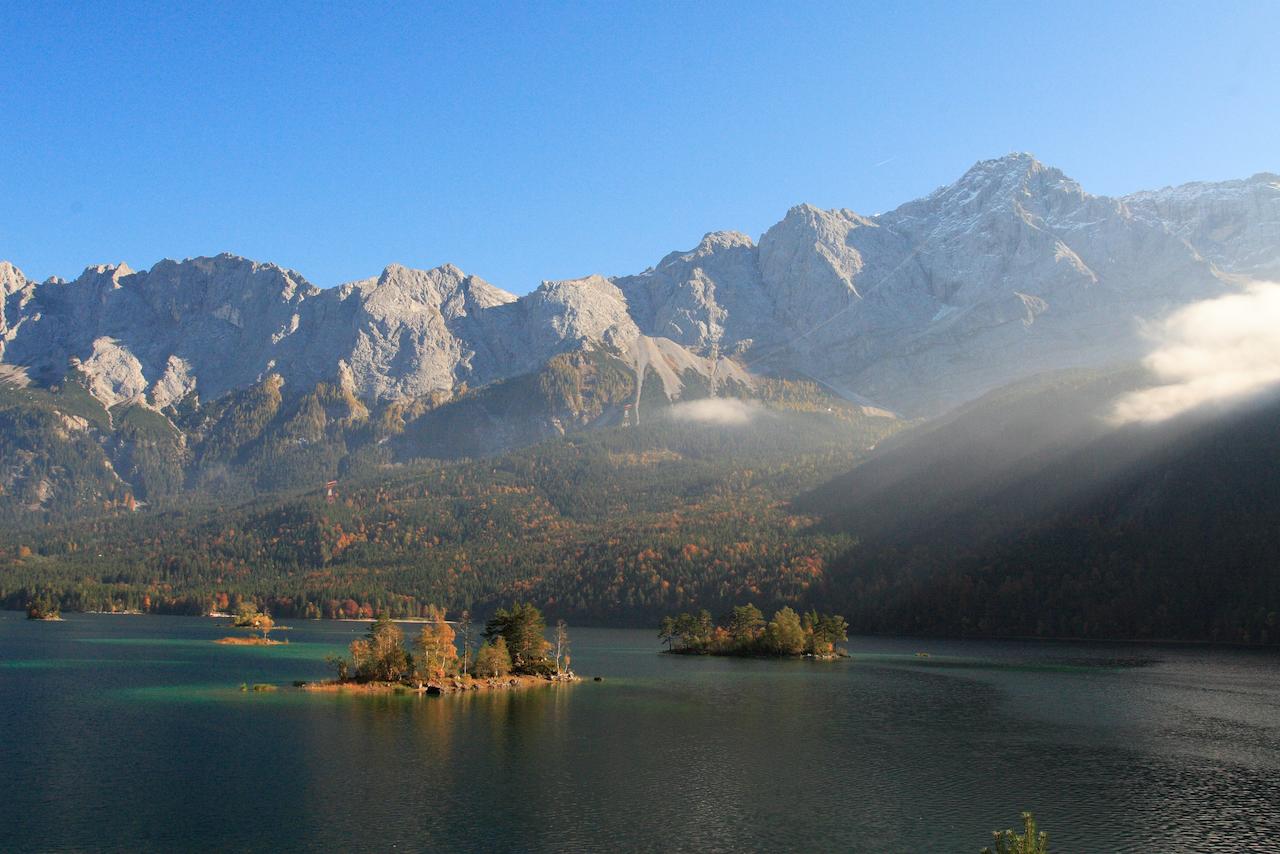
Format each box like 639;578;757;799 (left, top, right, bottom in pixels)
1112;282;1280;425
666;398;763;426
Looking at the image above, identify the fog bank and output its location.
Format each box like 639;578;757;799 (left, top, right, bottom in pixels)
666;398;763;426
1112;282;1280;425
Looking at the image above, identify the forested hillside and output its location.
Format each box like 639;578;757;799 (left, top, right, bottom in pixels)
7;359;1279;644
802;369;1280;644
0;400;899;623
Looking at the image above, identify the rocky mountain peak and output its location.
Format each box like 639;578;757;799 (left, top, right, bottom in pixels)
759;203;870;316
781;202;876;229
456;272;518;309
368;262;465;301
529;275;636;343
358;263;515;324
72;262;134;290
654;231;755;271
142;254;319;305
532;274;629;318
616;230;767;352
700;230;755;250
959;151;1056;183
919;152;1084;220
0;261;27;296
535;273;622;300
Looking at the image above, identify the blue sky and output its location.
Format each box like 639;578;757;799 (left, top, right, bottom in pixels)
2;1;1277;293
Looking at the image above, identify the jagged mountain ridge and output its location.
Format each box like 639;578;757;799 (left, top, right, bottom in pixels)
3;154;1277;415
618;158;1278;410
0;256;744;412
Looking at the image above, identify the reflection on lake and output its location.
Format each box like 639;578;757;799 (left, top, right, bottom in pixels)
2;612;1278;852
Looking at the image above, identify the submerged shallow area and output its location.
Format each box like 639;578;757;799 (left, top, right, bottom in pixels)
2;611;1278;852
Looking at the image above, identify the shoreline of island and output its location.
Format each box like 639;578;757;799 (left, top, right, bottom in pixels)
215;636;288;645
296;672;579;696
663;647;849;661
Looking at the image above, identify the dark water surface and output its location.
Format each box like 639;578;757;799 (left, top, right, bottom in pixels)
2;612;1278;852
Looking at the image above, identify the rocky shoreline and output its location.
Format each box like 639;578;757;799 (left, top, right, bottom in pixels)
215;636;287;646
297;673;579;696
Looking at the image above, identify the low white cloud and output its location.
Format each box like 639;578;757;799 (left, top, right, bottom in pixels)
1111;282;1280;425
666;398;762;426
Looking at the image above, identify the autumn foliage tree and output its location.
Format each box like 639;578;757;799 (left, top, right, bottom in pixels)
349;613;410;682
232;603;275;640
0;394;899;633
415;607;458;684
473;636;512;678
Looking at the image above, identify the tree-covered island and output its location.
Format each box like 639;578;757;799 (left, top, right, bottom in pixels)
215;604;285;645
26;597;62;620
302;602;578;695
659;604;848;658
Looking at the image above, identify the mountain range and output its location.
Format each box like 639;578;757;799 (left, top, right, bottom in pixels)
4;153;1277;418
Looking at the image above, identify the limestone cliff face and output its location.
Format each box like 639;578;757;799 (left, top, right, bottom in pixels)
615;230;766;352
0;261;29;361
1;155;1275;415
316;262;517;401
1;255;317;407
1123;172;1280;279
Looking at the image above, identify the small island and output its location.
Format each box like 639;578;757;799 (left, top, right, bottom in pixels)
215;604;287;645
26;599;62;621
299;602;579;696
659;604;849;658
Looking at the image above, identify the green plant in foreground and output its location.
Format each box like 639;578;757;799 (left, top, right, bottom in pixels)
981;811;1048;854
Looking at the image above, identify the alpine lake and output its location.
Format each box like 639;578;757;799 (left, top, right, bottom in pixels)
3;611;1278;852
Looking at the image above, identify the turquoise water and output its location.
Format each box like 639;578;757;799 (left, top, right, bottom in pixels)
2;611;1278;852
